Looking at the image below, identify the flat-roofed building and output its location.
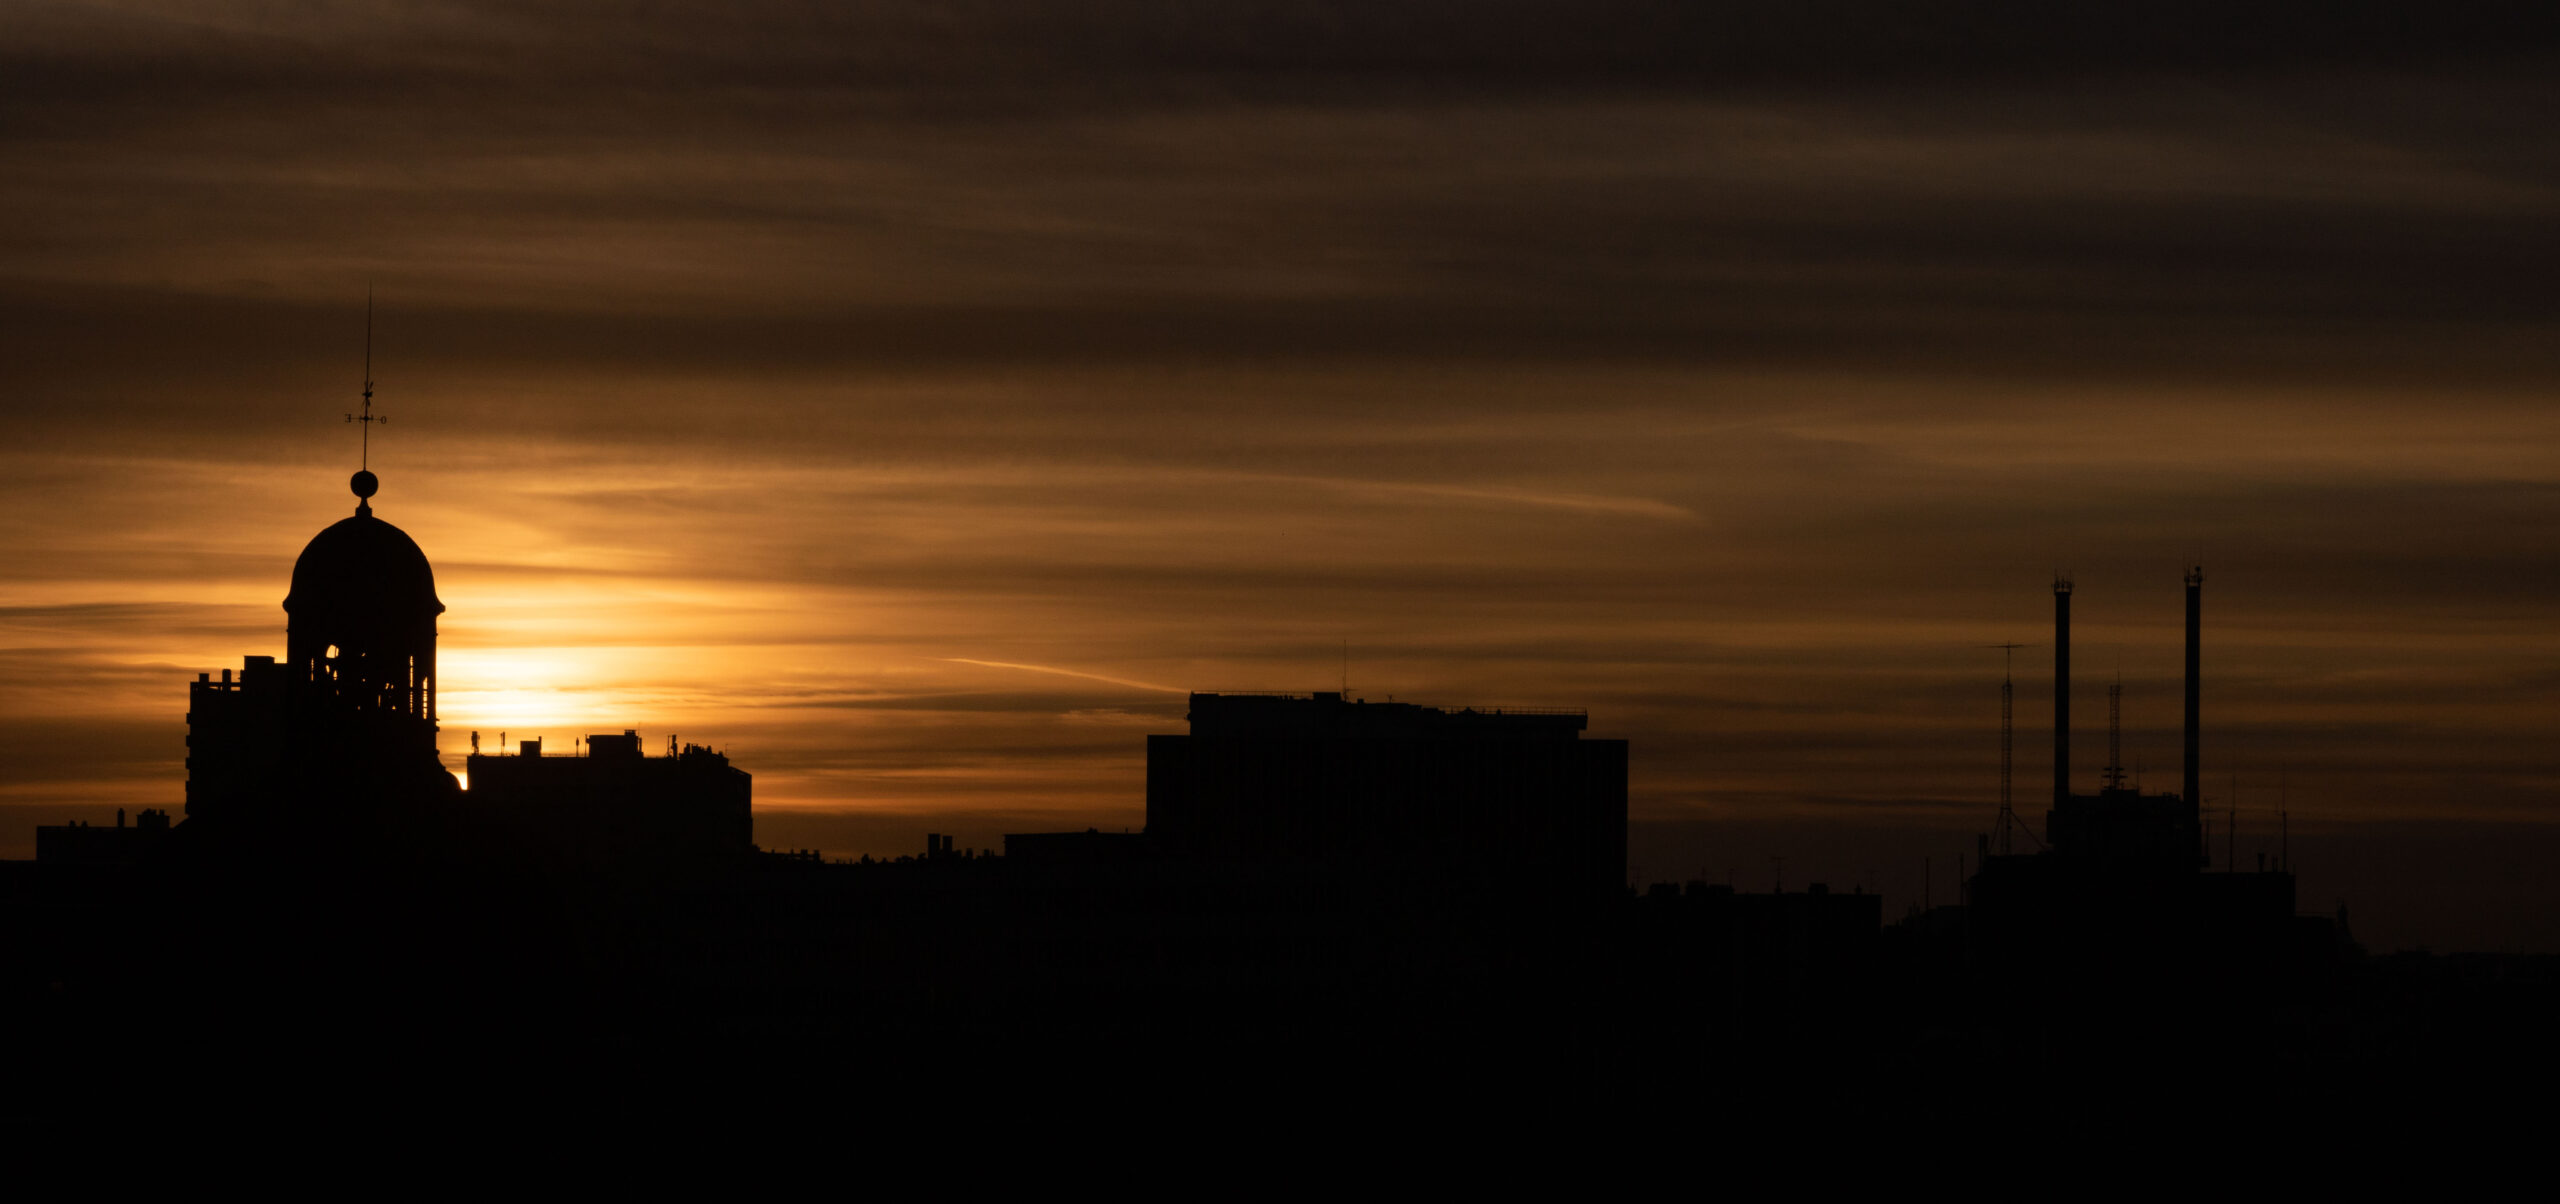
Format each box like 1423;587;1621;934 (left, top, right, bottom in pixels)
1146;691;1626;902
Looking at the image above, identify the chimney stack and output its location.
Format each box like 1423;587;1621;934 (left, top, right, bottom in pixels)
2054;575;2073;808
2185;566;2203;813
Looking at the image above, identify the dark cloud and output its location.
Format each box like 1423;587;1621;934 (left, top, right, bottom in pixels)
11;3;2557;124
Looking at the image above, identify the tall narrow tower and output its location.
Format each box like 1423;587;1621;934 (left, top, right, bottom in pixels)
2104;679;2126;790
1999;658;2014;852
1985;642;2026;856
2053;575;2073;808
2183;566;2202;807
2185;566;2204;861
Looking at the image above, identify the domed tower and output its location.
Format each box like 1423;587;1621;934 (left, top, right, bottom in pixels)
285;469;443;740
184;348;459;841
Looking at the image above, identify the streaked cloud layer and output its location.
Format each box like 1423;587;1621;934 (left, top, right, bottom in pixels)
4;2;2556;947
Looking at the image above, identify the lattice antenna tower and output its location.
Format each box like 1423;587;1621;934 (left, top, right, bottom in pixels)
1984;642;2028;855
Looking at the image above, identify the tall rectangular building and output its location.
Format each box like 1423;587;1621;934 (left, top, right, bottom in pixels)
1146;692;1627;901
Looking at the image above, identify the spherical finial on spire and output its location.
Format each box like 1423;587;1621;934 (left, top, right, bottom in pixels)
352;470;379;499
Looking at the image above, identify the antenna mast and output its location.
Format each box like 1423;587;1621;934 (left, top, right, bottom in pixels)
1984;643;2029;856
346;288;387;475
2103;678;2127;790
2229;774;2239;873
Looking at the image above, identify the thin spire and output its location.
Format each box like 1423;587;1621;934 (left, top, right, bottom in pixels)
346;288;386;514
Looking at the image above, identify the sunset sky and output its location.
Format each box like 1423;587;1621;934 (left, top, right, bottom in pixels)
5;2;2557;949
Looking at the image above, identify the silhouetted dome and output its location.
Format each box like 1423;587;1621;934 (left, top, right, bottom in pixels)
285;511;445;623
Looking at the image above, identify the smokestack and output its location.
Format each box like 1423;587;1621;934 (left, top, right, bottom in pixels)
2185;565;2203;812
2054;575;2073;808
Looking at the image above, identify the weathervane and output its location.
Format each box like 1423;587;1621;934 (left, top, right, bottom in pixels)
346;289;386;514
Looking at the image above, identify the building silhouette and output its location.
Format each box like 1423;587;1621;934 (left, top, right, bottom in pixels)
1965;570;2317;1004
463;732;751;871
181;470;458;847
33;808;174;866
1145;691;1628;901
1635;879;1884;1002
1001;828;1148;864
55;468;754;868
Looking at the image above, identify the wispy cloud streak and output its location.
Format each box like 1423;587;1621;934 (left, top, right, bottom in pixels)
941;659;1189;695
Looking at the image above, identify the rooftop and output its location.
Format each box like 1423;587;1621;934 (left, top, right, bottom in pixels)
1185;690;1589;738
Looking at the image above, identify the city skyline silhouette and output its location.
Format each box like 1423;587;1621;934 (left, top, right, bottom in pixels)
11;460;2545;1086
5;3;2558;967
